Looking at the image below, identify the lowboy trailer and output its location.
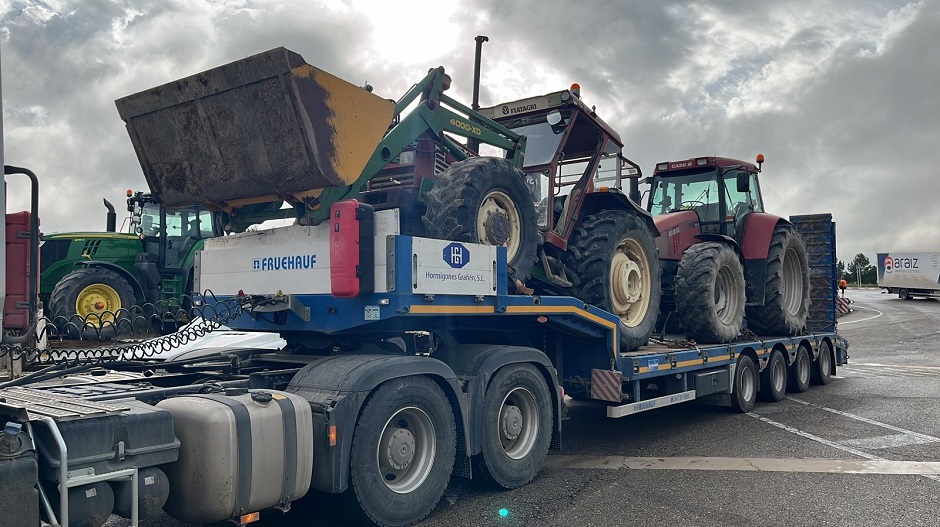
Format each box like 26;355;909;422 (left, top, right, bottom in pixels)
0;209;846;527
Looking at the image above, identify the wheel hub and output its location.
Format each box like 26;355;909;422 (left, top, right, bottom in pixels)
500;404;523;441
385;428;416;470
611;254;642;306
484;210;511;246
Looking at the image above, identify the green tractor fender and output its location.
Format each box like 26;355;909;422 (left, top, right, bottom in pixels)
75;260;147;306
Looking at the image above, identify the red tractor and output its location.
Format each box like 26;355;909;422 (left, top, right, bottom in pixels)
647;155;810;343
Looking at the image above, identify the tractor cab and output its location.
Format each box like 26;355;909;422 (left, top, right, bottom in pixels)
480;85;645;248
647;155;764;242
129;193;220;272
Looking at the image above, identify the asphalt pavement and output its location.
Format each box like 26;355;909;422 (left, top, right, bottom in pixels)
107;287;940;527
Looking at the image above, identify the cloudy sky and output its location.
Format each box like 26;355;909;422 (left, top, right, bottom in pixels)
1;0;937;266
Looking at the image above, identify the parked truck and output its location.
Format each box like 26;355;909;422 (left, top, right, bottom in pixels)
877;251;940;299
0;47;847;527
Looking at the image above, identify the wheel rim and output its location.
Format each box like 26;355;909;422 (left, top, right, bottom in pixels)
476;190;522;261
781;246;803;315
772;356;786;392
75;283;121;324
376;406;436;494
498;386;540;460
609;237;652;327
714;263;742;326
798;350;810;383
820;345;831;375
740;362;755;402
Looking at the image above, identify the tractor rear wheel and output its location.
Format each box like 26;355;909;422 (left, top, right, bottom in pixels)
675;242;745;344
49;267;137;339
746;224;810;335
564;210;661;351
422;157;539;284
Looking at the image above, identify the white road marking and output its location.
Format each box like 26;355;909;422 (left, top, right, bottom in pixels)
544;455;940;475
840;433;939;449
838;305;884;325
786;396;940;443
747;410;940;483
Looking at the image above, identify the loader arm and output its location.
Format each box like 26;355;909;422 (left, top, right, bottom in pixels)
299;66;526;225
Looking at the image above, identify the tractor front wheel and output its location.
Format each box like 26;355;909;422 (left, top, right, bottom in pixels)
564;210;661;351
48;267;137;340
675;242;745;344
422;157;539;284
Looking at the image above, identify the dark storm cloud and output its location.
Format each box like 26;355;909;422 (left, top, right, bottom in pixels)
1;0;936;266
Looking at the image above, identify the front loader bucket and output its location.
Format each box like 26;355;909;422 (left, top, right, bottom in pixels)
115;47;394;210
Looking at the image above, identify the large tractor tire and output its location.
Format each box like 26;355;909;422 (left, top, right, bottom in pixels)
675;242;745;344
746;224;811;335
48;267;137;339
422;157;539;283
564;210;661;351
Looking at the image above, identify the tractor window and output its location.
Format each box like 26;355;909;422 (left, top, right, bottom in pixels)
139;203;162;236
198;210;216;237
650;170;720;222
593;142;622;188
512;121;565;167
722;169;763;217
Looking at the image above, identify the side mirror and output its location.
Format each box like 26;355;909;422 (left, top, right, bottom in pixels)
736;172;750;193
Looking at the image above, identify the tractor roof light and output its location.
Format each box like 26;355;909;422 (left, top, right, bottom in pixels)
756;153;764;172
570;83;581;98
695;157;709;166
656;163;669;171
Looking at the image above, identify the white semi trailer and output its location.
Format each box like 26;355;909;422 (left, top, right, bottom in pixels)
877;251;940;299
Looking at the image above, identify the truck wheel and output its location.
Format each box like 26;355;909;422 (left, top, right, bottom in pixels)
674;242;744;344
475;364;552;489
746;224;810;335
564;210;661;351
811;340;834;385
422;157;539;283
758;349;787;402
730;355;758;413
348;376;456;526
787;344;811;393
899;288;910;300
48;267;137;339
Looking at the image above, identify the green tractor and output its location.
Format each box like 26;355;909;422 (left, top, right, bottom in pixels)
39;191;222;336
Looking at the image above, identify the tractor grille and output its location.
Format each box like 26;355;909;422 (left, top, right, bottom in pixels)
82;239;102;257
434;150;448;175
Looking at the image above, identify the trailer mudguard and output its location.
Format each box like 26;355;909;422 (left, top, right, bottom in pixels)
284;354;465;494
433;344;563;455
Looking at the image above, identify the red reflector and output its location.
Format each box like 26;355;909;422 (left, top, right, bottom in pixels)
537;316;548;323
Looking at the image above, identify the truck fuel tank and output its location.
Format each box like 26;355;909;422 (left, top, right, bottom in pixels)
115;47;395;213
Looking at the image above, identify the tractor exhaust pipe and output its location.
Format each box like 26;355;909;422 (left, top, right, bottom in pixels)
104;198;116;232
467;35;489;154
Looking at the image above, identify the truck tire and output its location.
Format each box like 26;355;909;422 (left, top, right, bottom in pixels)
347;376;456;527
422;157;539;283
48;267;137;339
899;288;910;300
564;210;661;351
787;344;811;393
811;340;834;385
746;224;810;335
758;349;787;402
730;355;758;413
474;364;552;489
674;242;745;344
